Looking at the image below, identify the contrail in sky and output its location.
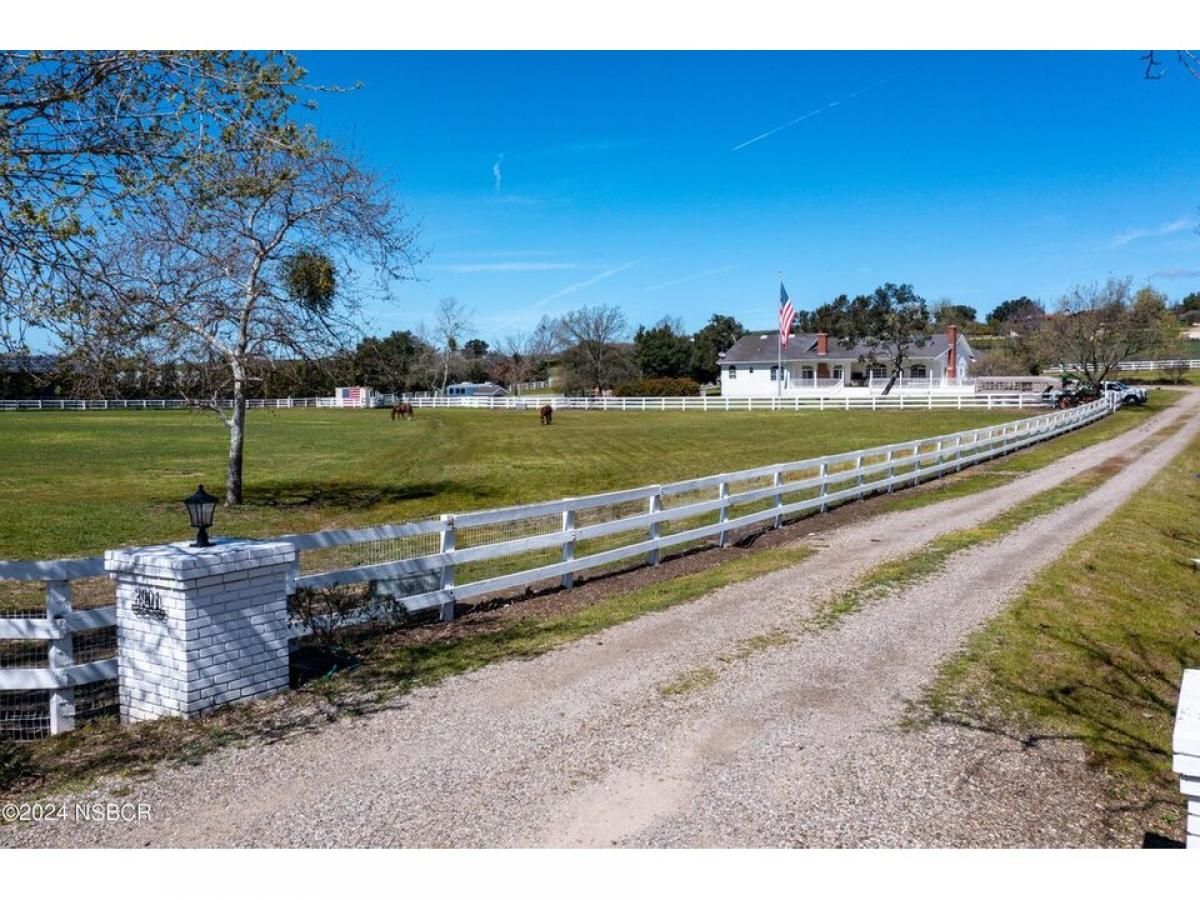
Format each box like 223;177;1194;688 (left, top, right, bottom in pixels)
731;73;900;152
493;153;504;191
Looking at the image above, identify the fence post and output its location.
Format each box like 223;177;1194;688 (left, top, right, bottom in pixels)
561;505;576;589
819;462;829;512
46;579;75;736
765;469;782;528
855;453;864;495
717;479;730;548
955;435;963;471
647;490;663;565
439;514;456;622
912;444;922;485
886;449;895;493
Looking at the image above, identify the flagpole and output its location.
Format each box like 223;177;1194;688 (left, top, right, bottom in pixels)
777;271;783;400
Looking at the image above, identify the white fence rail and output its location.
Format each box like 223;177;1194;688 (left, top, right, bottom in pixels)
1045;359;1200;374
0;392;1051;413
280;397;1115;635
0;555;114;737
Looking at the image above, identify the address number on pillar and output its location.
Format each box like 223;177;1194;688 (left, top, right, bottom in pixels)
131;588;166;620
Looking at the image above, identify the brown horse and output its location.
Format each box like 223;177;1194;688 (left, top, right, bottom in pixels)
538;404;553;425
391;401;415;421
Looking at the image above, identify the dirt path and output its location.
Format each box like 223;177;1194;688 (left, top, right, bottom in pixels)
7;392;1198;848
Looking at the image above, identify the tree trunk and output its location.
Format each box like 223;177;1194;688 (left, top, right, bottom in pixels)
225;368;246;505
881;369;899;396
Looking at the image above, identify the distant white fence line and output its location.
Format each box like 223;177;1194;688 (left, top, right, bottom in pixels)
0;392;1052;412
1045;359;1200;374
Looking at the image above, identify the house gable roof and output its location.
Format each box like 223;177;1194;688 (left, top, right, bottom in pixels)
719;331;972;365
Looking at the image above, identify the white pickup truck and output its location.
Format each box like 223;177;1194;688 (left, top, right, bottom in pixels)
1099;380;1148;406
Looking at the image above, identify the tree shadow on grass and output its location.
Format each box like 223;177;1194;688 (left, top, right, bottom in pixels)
919;623;1198;844
240;479;502;511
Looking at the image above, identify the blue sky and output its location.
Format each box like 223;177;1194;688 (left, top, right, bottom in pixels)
262;52;1198;338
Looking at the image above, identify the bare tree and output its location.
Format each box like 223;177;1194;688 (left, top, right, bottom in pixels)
1;51;325;351
490;332;541;391
64;135;419;505
1037;279;1175;387
555;305;635;393
1140;51;1200;80
433;297;474;392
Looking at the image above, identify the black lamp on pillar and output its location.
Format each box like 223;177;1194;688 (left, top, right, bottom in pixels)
183;484;217;547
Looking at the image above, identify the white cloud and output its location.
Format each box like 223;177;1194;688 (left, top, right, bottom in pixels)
1110;217;1195;247
732;74;899;152
492;153;504;192
1149;267;1200;280
434;262;582;273
644;266;733;292
538;261;638;305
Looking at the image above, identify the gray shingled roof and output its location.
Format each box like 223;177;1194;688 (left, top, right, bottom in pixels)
720;332;967;365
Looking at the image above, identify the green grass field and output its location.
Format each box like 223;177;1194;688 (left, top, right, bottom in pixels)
914;429;1200;838
0;406;1034;560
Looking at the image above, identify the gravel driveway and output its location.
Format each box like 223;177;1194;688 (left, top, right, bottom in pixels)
6;391;1198;848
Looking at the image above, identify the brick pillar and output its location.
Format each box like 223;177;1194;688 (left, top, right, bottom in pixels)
104;539;297;723
1174;668;1200;848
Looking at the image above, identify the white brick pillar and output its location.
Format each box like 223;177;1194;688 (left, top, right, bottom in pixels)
1173;668;1200;848
104;539;297;723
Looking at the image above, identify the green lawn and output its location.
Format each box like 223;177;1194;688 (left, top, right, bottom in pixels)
0;406;1033;560
914;430;1200;839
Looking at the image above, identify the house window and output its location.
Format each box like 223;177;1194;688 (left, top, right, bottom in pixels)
832;365;844;380
801;366;814;379
770;366;778;381
728;365;737;380
909;364;928;378
870;364;887;379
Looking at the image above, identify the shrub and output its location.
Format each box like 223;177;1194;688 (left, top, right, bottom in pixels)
614;377;701;397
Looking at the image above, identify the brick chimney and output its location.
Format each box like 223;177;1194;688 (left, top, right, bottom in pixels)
816;332;828;356
946;325;958;379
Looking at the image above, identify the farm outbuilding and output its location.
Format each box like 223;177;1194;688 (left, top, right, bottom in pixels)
445;382;509;397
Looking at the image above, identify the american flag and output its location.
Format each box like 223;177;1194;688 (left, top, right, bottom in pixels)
779;282;795;348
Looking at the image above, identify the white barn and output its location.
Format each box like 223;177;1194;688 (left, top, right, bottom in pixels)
719;326;975;398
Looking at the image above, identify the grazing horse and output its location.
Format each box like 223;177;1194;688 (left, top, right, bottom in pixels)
391;401;415;421
539;404;553;425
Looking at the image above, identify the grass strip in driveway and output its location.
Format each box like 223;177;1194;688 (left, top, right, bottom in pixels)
813;461;1126;633
878;391;1180;514
909;431;1200;841
810;412;1188;634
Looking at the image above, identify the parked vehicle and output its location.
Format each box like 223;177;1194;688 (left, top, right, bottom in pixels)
1099;380;1148;406
1041;381;1102;409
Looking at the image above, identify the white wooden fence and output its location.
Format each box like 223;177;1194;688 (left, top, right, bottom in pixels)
0;392;1050;413
0;556;114;738
280;397;1114;634
1045;359;1200;374
0;396;1115;737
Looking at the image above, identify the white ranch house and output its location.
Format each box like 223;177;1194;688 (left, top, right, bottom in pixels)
719;326;975;398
